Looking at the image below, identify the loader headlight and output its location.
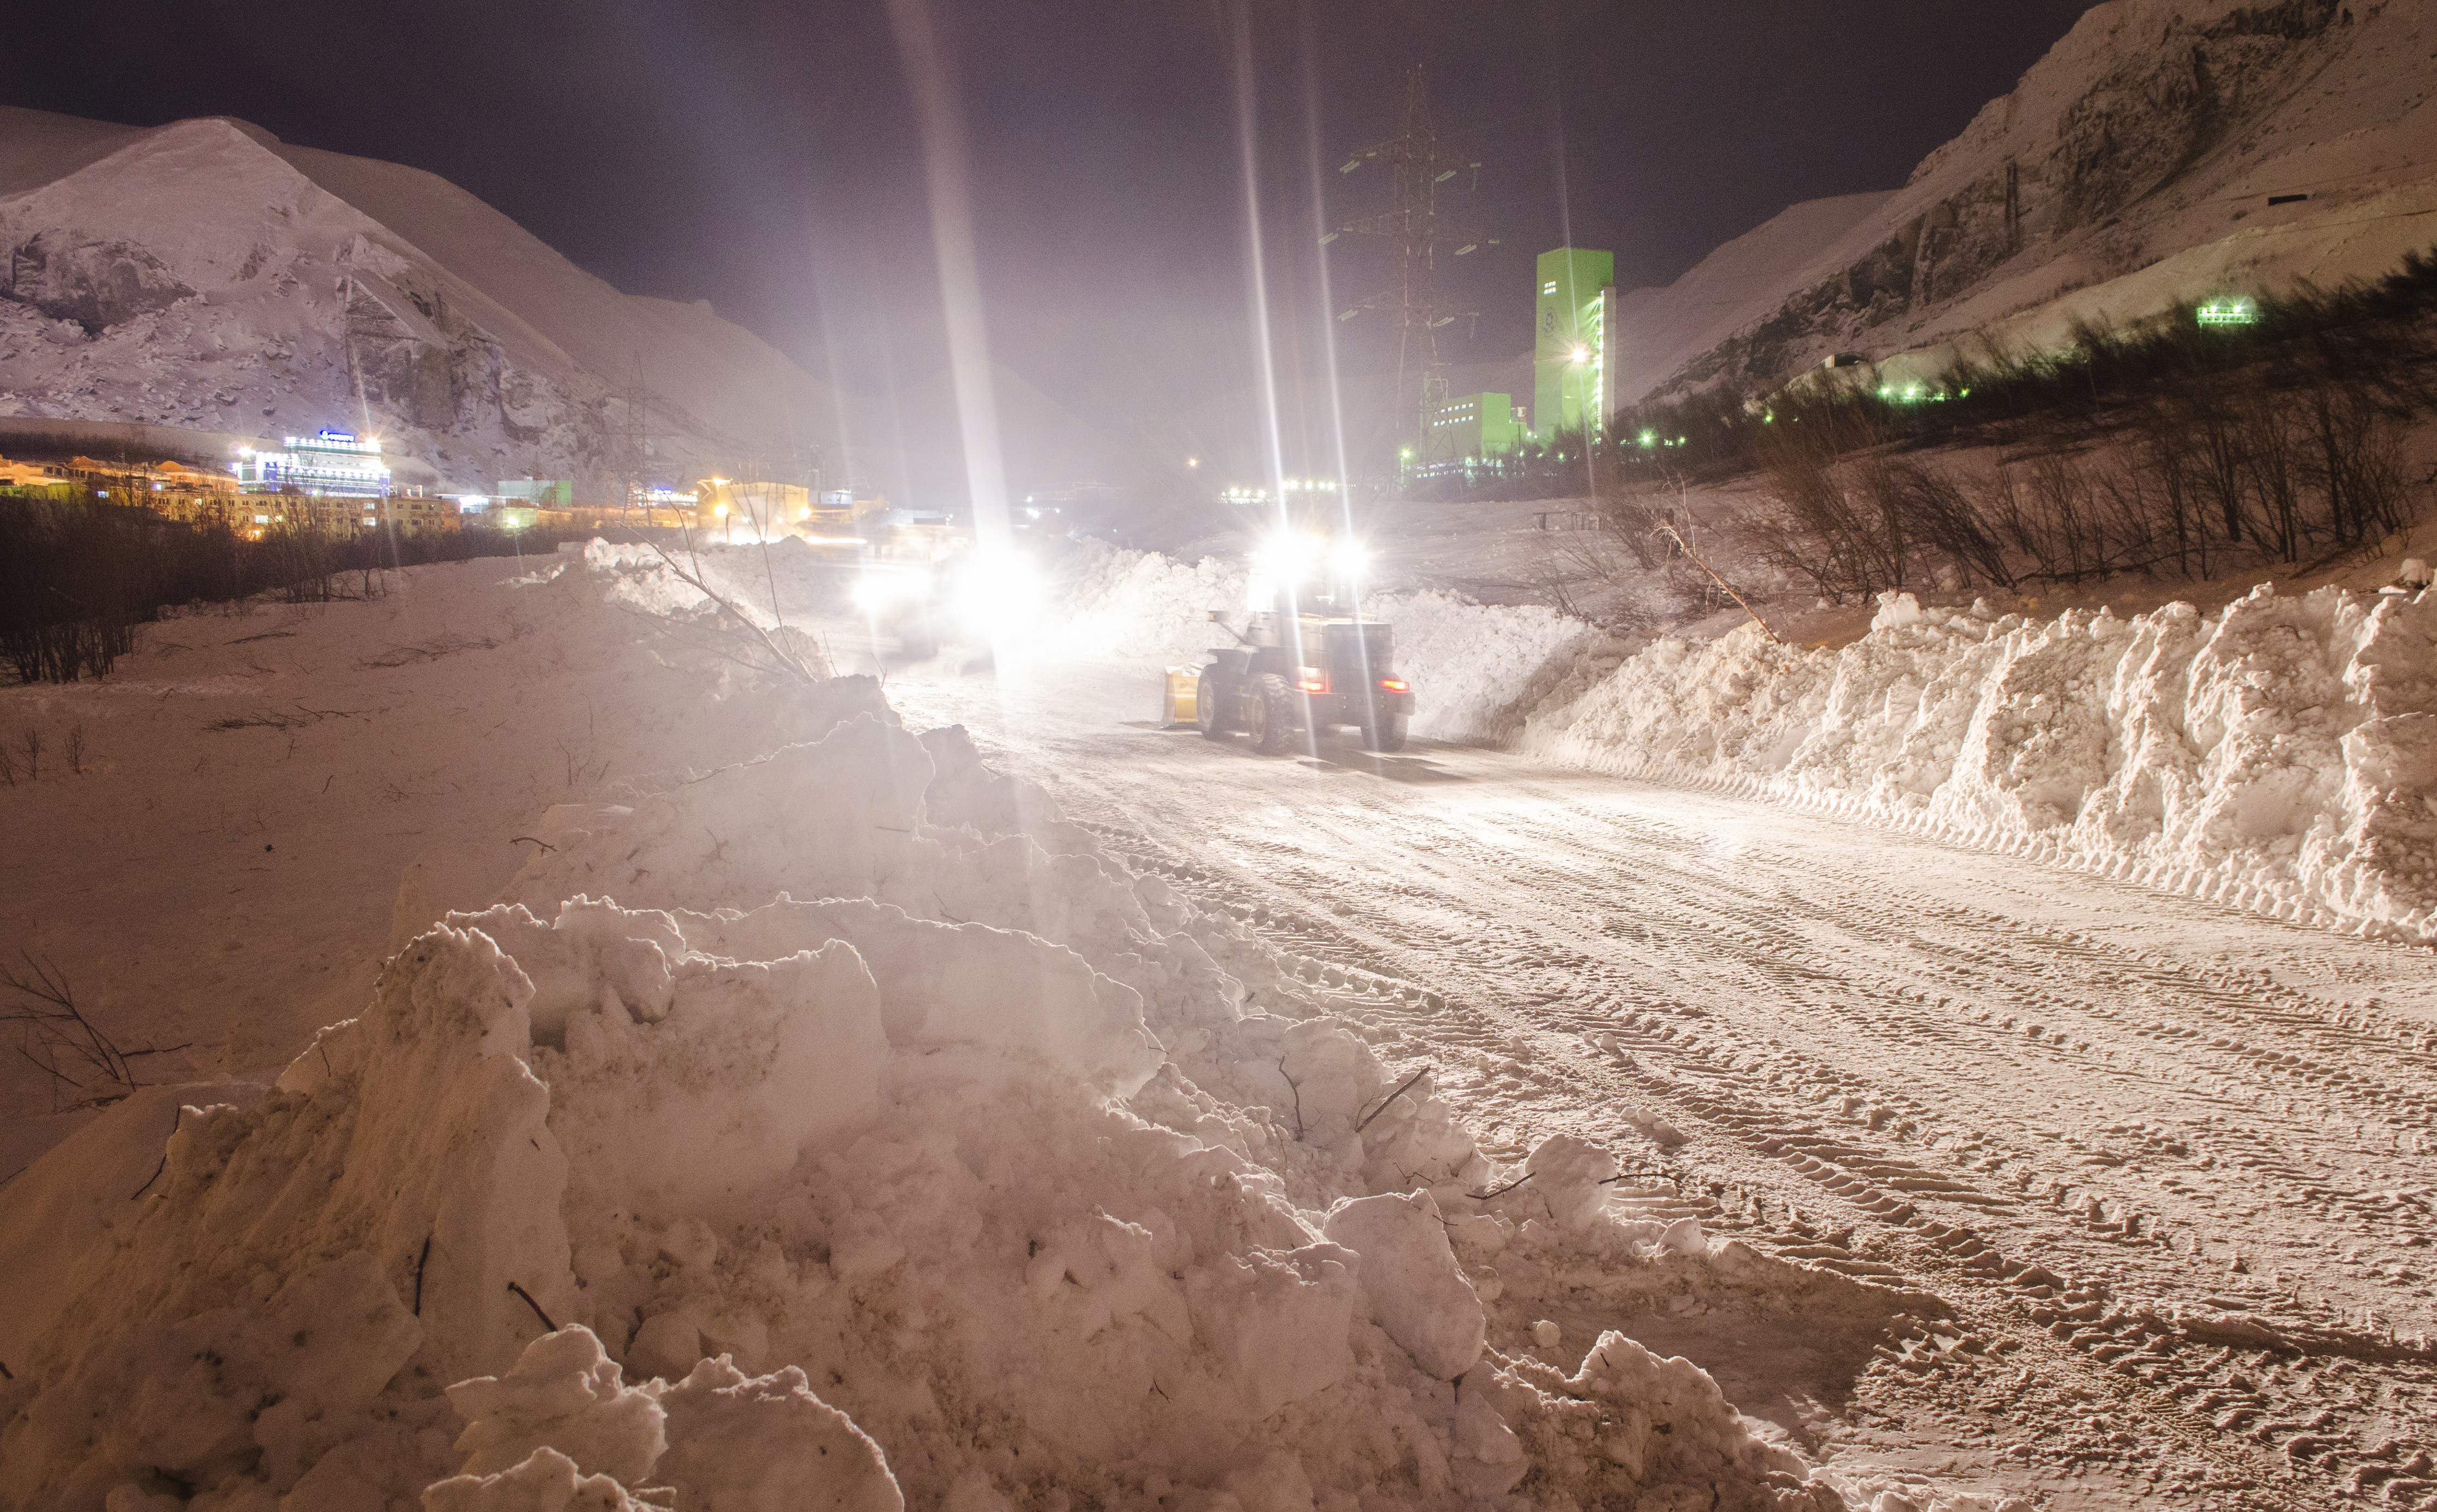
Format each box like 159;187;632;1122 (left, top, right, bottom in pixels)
1328;539;1368;583
1250;531;1322;585
1249;531;1325;607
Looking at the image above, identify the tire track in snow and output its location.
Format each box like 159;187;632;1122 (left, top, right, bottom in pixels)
891;671;2437;1507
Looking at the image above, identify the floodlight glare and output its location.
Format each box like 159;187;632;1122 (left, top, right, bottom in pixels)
1327;540;1369;583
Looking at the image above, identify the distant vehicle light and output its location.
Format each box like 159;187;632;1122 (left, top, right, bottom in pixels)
948;549;1046;631
1378;678;1408;692
1295;667;1328;694
852;566;934;613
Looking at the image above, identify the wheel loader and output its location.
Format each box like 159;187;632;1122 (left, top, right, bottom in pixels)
1161;532;1411;753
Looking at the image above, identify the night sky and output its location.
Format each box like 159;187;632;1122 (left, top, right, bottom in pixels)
8;2;2097;492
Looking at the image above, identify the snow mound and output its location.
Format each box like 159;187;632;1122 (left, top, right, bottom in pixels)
1522;583;2437;942
0;588;1854;1509
1051;541;1597;743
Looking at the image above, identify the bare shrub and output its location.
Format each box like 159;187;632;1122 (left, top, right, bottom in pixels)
2;954;185;1112
2184;384;2254;547
1858;455;2015;590
645;533;832;686
1748;411;1909;602
2301;385;2415;547
2243;394;2306;561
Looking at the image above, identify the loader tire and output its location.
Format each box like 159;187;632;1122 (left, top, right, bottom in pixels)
1360;710;1408;752
1247;673;1296;755
1196;671;1232;740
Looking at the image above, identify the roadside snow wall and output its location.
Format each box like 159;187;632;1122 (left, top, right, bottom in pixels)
1521;585;2437;944
1052;541;1596;745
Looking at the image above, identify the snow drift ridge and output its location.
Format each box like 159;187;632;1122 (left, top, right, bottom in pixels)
1520;585;2437;944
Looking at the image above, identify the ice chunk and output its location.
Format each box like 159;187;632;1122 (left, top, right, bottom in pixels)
1527;1133;1620;1229
1185;1243;1358;1419
678;898;1161;1099
447;1327;665;1487
421;1446;651;1511
544;940;888;1227
1321;1191;1484;1380
1871;590;1925;630
655;1355;903;1512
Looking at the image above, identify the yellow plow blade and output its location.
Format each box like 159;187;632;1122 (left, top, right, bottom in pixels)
1161;666;1199;728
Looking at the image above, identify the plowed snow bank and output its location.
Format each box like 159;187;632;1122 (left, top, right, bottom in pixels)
1522;586;2437;943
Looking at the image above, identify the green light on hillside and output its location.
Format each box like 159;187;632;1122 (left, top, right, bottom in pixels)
2196;298;2257;328
1638;430;1656;448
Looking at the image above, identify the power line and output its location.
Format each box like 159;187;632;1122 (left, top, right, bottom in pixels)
1326;65;1497;455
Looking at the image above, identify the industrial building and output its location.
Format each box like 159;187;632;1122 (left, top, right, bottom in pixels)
1532;247;1614;443
1416;391;1524;478
231;430;393;496
495;478;573;506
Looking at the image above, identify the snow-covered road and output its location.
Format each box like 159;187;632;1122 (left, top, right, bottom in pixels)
883;652;2437;1509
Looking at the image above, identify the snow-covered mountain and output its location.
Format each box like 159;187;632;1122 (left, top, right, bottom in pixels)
1612;0;2437;408
0;108;832;491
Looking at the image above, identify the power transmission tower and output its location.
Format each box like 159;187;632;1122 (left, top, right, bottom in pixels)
611;359;648;519
1327;66;1495;459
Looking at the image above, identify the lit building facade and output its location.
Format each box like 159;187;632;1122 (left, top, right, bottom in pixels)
1532;247;1614;443
496;478;573;506
233;430;393;497
1417;392;1524;478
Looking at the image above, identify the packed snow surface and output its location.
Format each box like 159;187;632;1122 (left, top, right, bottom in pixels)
1;544;1862;1512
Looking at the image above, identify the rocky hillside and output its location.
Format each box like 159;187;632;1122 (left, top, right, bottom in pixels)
1613;0;2437;408
0;108;830;492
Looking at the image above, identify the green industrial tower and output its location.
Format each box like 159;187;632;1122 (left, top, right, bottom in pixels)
1532;247;1613;443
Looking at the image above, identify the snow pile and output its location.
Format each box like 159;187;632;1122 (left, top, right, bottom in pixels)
424;1326;900;1512
0;546;1858;1511
1522;584;2437;942
1050;542;1598;743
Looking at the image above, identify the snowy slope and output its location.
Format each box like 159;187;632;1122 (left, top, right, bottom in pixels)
1608;192;1895;407
1622;0;2437;406
0;108;831;490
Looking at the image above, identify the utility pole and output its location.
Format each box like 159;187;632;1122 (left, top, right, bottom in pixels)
1327;66;1494;462
612;358;648;520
